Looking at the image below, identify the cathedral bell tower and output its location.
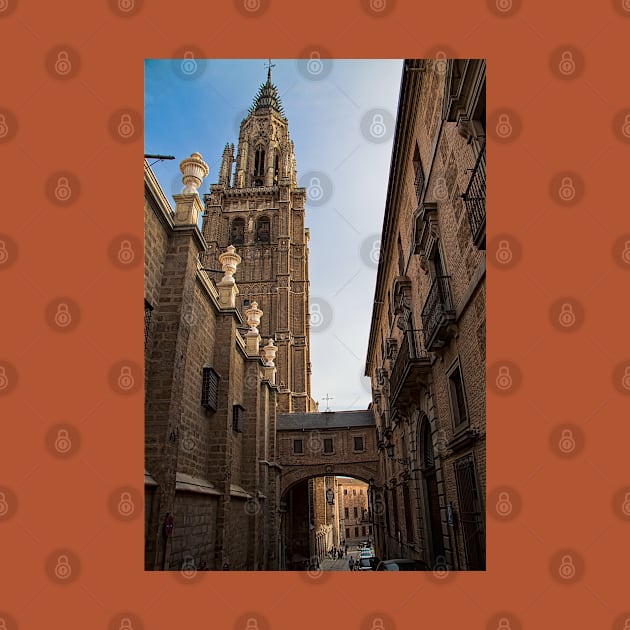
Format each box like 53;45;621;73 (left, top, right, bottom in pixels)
202;63;316;413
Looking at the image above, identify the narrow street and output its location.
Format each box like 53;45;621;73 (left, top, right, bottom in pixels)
319;555;351;571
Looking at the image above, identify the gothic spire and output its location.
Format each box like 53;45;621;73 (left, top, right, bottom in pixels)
249;60;285;117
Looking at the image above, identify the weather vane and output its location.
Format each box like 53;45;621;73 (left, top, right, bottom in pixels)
322;394;333;412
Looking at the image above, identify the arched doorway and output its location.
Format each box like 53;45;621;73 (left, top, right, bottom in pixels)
419;417;445;565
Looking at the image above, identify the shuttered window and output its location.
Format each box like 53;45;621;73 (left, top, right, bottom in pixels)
201;366;219;411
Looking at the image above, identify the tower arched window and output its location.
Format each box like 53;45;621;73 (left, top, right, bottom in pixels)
231;218;245;245
254;146;265;182
256;216;270;243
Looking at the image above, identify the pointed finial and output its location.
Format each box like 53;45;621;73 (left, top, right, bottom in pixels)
265;58;275;83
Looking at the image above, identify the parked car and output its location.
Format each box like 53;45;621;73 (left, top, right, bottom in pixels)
374;559;430;571
357;556;380;571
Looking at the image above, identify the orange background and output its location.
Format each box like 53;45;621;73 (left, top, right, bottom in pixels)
1;1;630;629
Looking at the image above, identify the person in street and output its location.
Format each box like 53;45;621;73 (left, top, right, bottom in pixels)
348;556;355;571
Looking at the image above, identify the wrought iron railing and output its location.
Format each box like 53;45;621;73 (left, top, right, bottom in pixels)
389;329;428;399
421;276;454;347
462;144;485;247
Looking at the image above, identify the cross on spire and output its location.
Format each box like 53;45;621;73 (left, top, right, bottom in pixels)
265;58;275;83
322;394;333;412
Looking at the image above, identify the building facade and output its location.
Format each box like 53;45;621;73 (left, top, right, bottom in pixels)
200;67;316;414
365;59;486;570
338;479;372;546
144;67;318;570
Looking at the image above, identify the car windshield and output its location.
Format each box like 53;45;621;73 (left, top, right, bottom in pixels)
387;561;420;571
359;558;372;568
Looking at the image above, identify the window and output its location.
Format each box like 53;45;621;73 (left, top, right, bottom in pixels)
230;218;245;245
362;526;366;536
353;507;358;518
344;489;348;495
144;300;153;350
232;404;244;432
353;436;364;452
353;489;357;496
345;528;350;538
403;483;414;543
413;144;425;203
323;438;333;453
293;439;303;454
368;526;372;534
360;489;364;495
354;527;359;537
256;216;270;243
344;507;349;518
201;366;219;411
254;147;265;177
448;363;469;428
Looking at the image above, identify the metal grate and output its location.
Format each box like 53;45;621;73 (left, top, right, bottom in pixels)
144;300;153;350
453;455;485;570
462;143;486;247
421;275;454;347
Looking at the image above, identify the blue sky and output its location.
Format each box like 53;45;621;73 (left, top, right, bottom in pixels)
145;58;403;411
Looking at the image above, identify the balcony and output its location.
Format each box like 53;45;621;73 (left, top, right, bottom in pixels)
389;329;431;411
421;276;457;351
462;144;486;249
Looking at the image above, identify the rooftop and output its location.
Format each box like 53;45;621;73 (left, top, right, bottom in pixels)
277;409;375;431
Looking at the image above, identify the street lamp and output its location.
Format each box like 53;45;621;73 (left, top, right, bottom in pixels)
385;441;409;467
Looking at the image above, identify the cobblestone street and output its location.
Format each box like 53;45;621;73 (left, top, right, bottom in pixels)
320;555;351;571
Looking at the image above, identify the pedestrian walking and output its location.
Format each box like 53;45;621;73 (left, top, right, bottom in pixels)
348;556;355;571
